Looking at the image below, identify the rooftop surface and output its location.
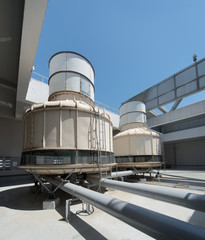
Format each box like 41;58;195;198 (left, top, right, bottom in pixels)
0;170;205;240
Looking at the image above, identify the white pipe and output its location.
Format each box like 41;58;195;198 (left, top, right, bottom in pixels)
110;170;137;178
100;178;205;212
47;177;205;240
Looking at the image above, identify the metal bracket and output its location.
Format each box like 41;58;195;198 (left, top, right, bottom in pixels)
52;168;76;193
30;170;51;193
30;168;76;198
65;199;94;223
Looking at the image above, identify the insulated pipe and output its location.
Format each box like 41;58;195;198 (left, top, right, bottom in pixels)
47;177;205;240
100;178;205;212
110;170;137;178
86;170;137;186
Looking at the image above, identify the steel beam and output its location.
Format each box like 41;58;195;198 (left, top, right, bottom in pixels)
124;57;205;112
170;99;182;111
47;177;205;240
158;106;168;113
148;110;159;117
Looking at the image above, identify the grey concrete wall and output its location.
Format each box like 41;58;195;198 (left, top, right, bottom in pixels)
0;117;23;164
164;138;205;168
164;143;175;167
148;100;205;128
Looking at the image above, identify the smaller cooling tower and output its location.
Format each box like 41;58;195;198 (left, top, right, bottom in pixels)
113;101;163;169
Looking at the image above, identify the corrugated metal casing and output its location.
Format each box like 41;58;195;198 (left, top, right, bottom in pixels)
23;100;113;153
49;52;95;101
49;52;94;83
119;101;147;130
49;72;94;101
120;101;146;115
113;128;161;156
114;101;162;164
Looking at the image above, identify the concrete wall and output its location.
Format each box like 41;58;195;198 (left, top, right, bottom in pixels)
105;109;120;130
26;78;49;103
164;138;205;169
148;100;205;128
0;117;23;165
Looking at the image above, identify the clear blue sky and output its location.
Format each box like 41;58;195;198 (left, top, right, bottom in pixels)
33;0;205;110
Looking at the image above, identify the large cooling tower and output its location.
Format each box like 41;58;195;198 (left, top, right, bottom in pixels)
20;52;115;176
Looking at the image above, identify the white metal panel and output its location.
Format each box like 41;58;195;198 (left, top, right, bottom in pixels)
175;67;196;87
198;61;205;76
49;52;94;83
199;76;205;88
90;86;95;101
158;78;175;96
26;78;49;103
126;58;205;112
49;72;94;101
65;73;81;92
105;109;119;129
146;99;158;110
81;78;90;97
120;101;146;115
145;87;157;101
159;90;175;105
176;81;197;98
120;112;146;127
49;53;67;76
49;73;66;96
66;53;94;83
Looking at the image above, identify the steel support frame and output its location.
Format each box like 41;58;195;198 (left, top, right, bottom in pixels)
30;169;76;197
65;198;93;222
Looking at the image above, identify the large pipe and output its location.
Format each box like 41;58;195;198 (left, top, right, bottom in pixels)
86;170;138;183
47;177;205;240
110;170;137;178
100;178;205;212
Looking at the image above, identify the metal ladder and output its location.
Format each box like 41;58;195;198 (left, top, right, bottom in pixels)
88;114;96;149
97;108;108;180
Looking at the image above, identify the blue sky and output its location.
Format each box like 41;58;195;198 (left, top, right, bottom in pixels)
33;0;205;111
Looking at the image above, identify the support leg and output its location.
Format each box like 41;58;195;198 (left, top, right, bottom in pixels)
65;199;71;223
